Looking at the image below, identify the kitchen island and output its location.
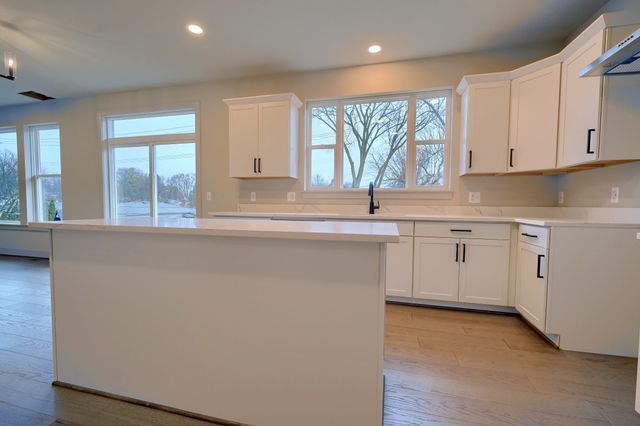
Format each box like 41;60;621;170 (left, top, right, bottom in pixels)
31;217;399;426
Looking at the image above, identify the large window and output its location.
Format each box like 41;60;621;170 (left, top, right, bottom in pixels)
306;90;451;191
28;124;63;221
0;126;20;222
103;109;198;218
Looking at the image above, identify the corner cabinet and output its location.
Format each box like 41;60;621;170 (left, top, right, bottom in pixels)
459;80;510;175
558;24;640;168
508;64;561;172
224;93;302;178
515;225;549;332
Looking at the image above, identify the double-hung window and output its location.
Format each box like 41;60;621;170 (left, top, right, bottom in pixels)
103;109;198;219
306;90;451;191
0;126;20;222
27;124;63;221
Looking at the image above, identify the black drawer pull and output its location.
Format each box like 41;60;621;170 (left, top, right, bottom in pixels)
586;129;596;154
258;158;262;173
536;254;545;279
509;148;515;168
253;158;257;173
468;150;473;169
450;229;472;233
462;243;467;263
455;243;459;262
521;233;538;238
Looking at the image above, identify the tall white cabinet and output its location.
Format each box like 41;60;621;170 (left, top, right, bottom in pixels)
224;93;302;178
508;63;561;172
459;80;510;175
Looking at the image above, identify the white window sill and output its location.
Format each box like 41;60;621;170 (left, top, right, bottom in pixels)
302;190;453;200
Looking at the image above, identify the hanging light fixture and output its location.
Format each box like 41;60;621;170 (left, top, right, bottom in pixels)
1;52;16;81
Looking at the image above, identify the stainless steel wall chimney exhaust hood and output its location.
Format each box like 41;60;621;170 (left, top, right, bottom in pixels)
581;28;640;77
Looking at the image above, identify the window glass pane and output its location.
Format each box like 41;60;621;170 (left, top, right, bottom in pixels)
0;128;20;221
416;97;447;141
39;177;62;221
114;146;150;217
342;100;408;188
416;144;445;187
310;148;334;188
38;127;61;174
311;106;336;146
111;112;195;138
155;143;196;218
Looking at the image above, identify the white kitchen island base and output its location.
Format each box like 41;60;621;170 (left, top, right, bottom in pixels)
36;218;398;426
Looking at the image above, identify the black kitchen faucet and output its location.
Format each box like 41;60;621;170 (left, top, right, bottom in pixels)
368;182;380;214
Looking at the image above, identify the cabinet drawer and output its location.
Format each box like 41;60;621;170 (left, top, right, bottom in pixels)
518;225;549;249
414;222;510;240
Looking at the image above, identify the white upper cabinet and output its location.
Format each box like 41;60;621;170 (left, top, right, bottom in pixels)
459;80;510;175
558;23;640;168
224;93;301;178
557;32;604;168
508;63;561;172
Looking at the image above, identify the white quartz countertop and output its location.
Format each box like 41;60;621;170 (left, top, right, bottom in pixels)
211;211;640;228
29;217;400;243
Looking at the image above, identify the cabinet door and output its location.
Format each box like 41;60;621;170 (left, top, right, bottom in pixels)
412;237;460;301
460;81;510;175
385;236;413;297
558;31;604;167
229;104;259;178
259;101;292;177
458;239;509;306
516;242;548;332
509;64;561;172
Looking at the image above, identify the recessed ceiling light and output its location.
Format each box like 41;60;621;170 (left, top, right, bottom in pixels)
368;44;382;54
187;23;204;35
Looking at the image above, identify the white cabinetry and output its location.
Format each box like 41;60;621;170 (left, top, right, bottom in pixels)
515;225;549;332
558;24;640;168
412;223;511;306
385;236;414;298
224;93;301;178
508;64;561;172
459;80;510;175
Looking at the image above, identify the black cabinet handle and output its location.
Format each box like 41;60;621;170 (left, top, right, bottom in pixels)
258;158;262;173
450;229;472;233
521;233;538;238
587;129;596;154
253;158;257;173
462;243;467;263
455;243;459;262
509;148;515;168
536;254;545;279
468;150;473;169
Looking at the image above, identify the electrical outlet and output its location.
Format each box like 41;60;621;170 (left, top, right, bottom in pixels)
250;192;256;202
287;192;296;202
636;232;640;240
611;187;619;204
558;191;564;204
206;192;212;201
468;192;481;204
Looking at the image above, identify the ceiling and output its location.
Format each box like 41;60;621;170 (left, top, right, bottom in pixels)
0;0;608;107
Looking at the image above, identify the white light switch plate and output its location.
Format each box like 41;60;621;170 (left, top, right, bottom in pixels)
287;192;296;202
250;192;256;202
206;192;212;201
468;192;481;204
558;191;564;204
611;187;619;204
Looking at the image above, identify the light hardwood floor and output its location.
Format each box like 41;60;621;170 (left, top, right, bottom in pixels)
0;255;638;425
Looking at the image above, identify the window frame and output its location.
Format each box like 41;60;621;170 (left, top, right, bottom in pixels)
304;89;452;194
0;125;23;224
101;107;200;219
26;123;63;222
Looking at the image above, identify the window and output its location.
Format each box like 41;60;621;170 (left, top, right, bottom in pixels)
103;109;198;219
0;127;20;222
27;124;63;221
306;90;451;191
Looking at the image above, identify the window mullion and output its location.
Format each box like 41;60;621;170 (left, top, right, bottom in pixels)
406;96;417;190
149;144;156;218
335;102;344;189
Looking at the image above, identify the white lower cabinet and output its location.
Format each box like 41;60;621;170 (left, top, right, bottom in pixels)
458;239;510;306
385;236;414;297
412;237;460;301
516;241;549;332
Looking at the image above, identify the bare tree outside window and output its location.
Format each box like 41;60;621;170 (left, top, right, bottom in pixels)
309;94;448;190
